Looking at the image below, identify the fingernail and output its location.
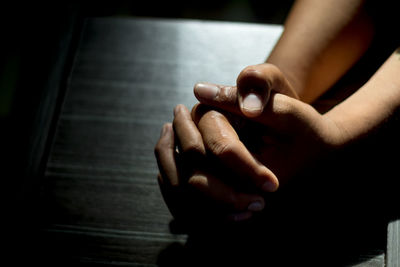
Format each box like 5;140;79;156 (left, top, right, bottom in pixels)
229;211;253;222
262;180;278;192
242;93;263;113
248;200;264;212
194;83;219;100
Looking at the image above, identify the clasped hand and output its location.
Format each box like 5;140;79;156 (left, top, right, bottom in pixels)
155;64;344;224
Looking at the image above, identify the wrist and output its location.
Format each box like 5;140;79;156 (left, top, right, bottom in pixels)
321;111;352;149
265;61;306;101
316;48;400;149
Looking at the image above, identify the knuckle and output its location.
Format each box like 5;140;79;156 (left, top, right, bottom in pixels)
217;85;236;102
154;139;170;158
154;143;162;158
187;175;206;190
210;141;237;159
273;94;293;115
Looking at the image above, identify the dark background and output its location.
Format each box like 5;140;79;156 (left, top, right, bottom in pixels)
0;0;294;262
2;1;399;265
0;0;294;202
0;2;294;206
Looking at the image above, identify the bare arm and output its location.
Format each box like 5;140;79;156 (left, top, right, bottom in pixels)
267;0;375;103
326;48;400;145
193;48;400;185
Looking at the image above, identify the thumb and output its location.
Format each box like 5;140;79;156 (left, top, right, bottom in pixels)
236;63;298;118
194;82;307;133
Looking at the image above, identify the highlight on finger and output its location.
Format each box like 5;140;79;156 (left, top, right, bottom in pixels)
240;92;265;118
192;106;279;192
236;65;277;118
194;83;239;115
187;172;266;214
173;104;206;158
154;123;180;187
237;64;298;102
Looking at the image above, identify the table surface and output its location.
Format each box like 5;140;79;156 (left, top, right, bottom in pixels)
37;17;396;266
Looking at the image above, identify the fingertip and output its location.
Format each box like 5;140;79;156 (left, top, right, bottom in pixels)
262;180;279;192
194;82;219;101
173;104;188;116
228;211;253;222
247;199;265;212
164;122;173;131
160;123;173;138
261;176;279;193
239;92;269;118
257;166;279;192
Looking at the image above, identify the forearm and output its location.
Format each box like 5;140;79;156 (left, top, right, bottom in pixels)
325;48;400;146
267;0;375;103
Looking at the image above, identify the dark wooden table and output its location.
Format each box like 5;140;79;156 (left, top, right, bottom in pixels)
34;17;398;266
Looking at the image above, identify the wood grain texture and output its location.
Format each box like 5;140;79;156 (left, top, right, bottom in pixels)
39;18;284;265
36;17;393;266
387;220;400;267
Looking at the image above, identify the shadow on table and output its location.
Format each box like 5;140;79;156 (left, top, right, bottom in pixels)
157;124;400;267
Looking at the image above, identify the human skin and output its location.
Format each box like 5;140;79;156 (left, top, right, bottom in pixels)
234;0;374;118
266;0;374;103
192;46;400;184
154;0;399;222
155;49;400;222
156;85;333;222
